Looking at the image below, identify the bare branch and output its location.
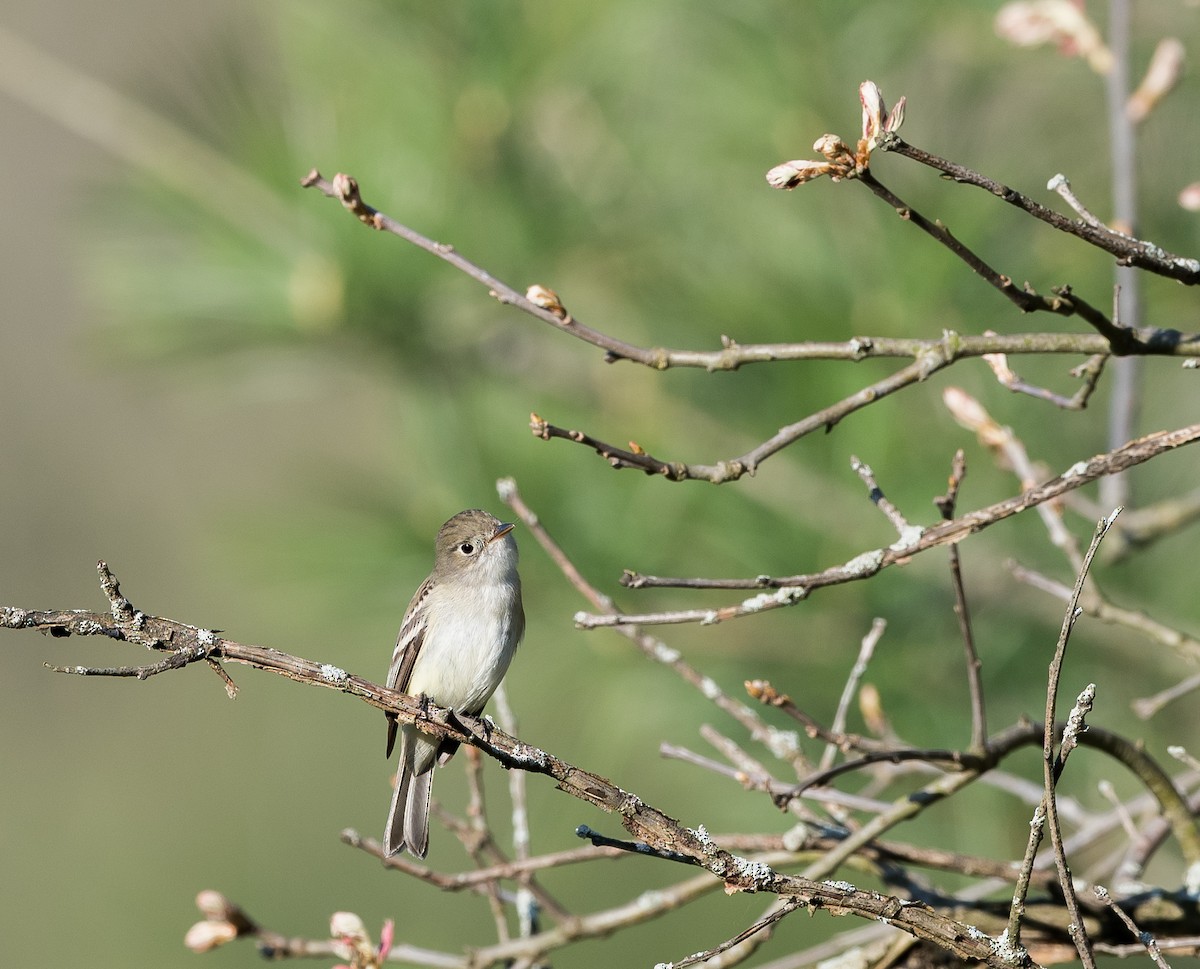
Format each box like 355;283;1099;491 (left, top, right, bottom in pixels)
1008;563;1200;667
935;450;987;752
857;168;1075;316
851;457;913;537
669;898;800;968
821;619;887;773
531;352;952;482
1016;513;1120;967
586;424;1200;624
984;343;1108;410
877;135;1200;285
301;170;1200;376
1094;885;1173;969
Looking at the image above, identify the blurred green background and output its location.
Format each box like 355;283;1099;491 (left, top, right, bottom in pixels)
3;1;1199;966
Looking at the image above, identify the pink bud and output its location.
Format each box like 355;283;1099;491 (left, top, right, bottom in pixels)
982;352;1018;387
812;133;853;162
184;920;237;953
1179;182;1200;212
860;80;885;143
195;890;232;920
378;919;395;959
330;911;368;944
1128;38;1185;123
943;387;1008;449
995;1;1112;73
942;387;992;432
765;159;831;190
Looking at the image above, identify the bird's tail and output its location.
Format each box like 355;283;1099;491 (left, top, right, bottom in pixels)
385;741;433;858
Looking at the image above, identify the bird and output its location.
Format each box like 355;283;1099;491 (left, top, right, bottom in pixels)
383;509;525;857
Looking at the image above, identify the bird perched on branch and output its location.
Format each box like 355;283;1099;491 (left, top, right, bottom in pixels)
383;509;525;858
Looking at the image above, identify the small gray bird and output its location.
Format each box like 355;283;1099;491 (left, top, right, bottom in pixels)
384;509;525;857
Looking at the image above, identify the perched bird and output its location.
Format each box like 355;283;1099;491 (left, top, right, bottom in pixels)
384;509;525;857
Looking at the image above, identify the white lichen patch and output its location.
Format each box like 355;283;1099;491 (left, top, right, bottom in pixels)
741;586;806;614
652;642;681;664
989;928;1028;965
196;628;218;646
842;549;884;576
889;525;925;551
732;856;773;885
764;726;800;759
319;664;348;685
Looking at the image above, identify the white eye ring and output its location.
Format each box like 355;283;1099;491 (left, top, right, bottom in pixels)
459;542;476;555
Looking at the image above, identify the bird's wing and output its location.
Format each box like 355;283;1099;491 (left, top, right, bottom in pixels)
384;575;433;758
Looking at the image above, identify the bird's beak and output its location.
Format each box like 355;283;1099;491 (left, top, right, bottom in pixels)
492;521;516;542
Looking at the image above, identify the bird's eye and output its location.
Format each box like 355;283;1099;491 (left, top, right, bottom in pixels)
459;542;476;555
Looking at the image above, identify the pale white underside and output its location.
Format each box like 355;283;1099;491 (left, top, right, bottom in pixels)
404;536;522;774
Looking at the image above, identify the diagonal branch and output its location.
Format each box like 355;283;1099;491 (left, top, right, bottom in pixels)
531;350;957;482
584;423;1200;625
878;135;1200;285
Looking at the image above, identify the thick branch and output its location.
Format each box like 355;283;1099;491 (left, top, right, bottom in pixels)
0;572;1065;968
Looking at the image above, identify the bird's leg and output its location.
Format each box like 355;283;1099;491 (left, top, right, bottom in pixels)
416;692;434;723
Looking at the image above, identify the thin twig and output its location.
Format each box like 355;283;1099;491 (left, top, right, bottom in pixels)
460;747;512;942
984;342;1108;410
935;450;987;752
1133;674;1200;719
670;898;800;968
1029;512;1120;968
1094;886;1173;969
877;136;1200;285
1008;562;1200;666
820;619;887;773
530;352;953;482
1103;488;1200;563
495;478;813;775
857;169;1072;315
946;387;1087;571
493;684;541;941
343;829;626;885
659;742;893;816
850;458;912;537
1048;175;1110;231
